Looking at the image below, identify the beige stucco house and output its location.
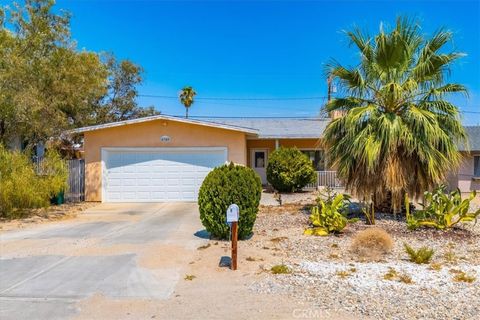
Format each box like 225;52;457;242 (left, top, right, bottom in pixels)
72;115;480;202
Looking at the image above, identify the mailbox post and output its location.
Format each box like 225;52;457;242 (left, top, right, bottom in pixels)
226;204;239;270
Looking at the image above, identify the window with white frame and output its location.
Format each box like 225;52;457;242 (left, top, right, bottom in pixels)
474;156;480;177
301;150;325;171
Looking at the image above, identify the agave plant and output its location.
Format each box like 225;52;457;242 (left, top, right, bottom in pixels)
324;17;468;214
405;185;480;230
304;193;350;236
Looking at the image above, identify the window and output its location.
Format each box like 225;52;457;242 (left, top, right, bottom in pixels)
474;156;480;177
301;150;325;171
254;151;265;168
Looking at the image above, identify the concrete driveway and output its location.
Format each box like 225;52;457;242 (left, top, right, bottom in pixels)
0;203;206;320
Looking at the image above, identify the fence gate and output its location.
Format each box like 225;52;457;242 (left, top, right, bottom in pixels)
65;159;85;202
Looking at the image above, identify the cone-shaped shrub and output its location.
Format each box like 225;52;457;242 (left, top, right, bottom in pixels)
266;147;316;192
198;162;262;239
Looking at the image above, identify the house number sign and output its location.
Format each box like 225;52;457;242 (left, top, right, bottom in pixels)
160;135;171;142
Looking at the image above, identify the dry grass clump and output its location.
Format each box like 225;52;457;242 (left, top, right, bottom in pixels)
383;268;413;284
383;267;398;280
429;263;443;271
335;267;357;279
444;251;458;264
398;273;414;284
271;264;292;274
452;271;476;283
351;227;393;261
197;243;211;250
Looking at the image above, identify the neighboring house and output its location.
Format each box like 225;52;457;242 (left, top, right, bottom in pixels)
72;115;480;203
447;126;480;193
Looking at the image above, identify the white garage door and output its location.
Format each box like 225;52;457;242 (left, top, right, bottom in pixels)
102;147;227;202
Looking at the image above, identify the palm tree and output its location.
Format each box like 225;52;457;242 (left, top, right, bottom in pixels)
179;86;196;118
324;17;468;214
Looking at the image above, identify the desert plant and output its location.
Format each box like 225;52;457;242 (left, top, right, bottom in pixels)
324;17;468;215
363;201;376;225
398;273;414;284
270;264;291;274
405;186;480;230
304;193;350;236
266;147;316;192
404;243;434;264
336;270;352;279
429;263;443;271
383;267;398;280
184;274;196;281
452;271;476;283
444;251;458;264
351;227;393;260
0;146;68;218
198;162;262;240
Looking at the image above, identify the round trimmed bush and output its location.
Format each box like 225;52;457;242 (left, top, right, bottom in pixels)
198;162;262;240
266;147;316;192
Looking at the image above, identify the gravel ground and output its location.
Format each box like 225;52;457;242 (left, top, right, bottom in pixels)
249;202;480;320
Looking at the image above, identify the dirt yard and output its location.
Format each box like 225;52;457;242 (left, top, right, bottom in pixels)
0;202;98;232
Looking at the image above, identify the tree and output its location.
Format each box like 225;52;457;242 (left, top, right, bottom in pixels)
94;57;159;124
0;0;158;148
0;0;107;146
179;86;196;118
323;17;468;214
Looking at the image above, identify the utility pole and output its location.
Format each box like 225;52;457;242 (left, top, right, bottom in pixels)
327;75;333;103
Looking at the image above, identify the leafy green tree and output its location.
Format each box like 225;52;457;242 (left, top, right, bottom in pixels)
0;0;106;145
179;86;196;118
324;17;468;213
94;57;159;124
0;0;158;147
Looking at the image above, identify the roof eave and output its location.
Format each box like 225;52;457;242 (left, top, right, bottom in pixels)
68;115;259;135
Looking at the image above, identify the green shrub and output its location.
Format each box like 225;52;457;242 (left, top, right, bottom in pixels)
271;264;291;274
266;147;316;192
0;145;68;219
404;243;434;264
304;193;350;236
198;162;262;240
405;186;480;230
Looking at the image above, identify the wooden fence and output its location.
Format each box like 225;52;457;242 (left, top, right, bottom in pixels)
65;159;85;202
34;157;85;202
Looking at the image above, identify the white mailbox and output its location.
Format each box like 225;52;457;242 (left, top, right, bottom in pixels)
226;204;239;223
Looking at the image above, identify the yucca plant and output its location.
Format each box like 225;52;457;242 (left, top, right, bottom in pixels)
324;17;468;214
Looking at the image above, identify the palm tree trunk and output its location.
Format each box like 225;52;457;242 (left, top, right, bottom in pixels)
186;107;189;118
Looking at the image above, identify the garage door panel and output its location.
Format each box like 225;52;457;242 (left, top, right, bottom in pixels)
103;148;226;202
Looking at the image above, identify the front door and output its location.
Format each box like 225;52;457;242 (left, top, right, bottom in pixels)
251;149;268;184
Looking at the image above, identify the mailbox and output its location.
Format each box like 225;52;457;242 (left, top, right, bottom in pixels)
226;204;239;223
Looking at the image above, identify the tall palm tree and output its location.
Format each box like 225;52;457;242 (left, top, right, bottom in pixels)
324;17;468;213
179;86;196;118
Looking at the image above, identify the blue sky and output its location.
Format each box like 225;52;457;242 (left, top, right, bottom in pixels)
52;1;480;124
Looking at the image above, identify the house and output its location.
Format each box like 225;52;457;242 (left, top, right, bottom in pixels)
71;115;480;202
448;126;480;193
